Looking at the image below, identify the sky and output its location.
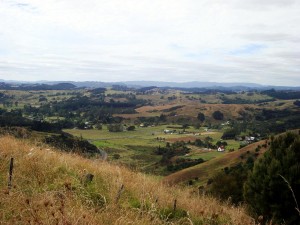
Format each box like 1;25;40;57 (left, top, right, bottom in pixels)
0;0;299;86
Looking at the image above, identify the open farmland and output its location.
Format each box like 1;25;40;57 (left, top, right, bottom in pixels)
64;125;239;175
2;86;298;180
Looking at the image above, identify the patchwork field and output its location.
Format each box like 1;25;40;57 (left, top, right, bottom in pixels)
64;125;240;175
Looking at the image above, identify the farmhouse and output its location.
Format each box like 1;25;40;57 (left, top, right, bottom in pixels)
164;129;176;134
245;136;255;141
217;146;225;152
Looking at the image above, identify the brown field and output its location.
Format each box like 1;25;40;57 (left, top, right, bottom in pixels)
115;102;258;121
135;104;182;113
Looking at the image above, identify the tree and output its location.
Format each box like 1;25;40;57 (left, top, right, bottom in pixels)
95;123;102;130
197;112;205;122
127;125;135;131
107;124;123;132
294;100;300;107
244;132;300;224
221;128;238;140
216;140;228;147
159;114;167;122
212;111;224;120
182;124;189;129
209;163;249;205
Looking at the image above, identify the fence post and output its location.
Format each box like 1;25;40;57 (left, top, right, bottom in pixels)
8;157;14;189
115;184;124;203
173;199;177;212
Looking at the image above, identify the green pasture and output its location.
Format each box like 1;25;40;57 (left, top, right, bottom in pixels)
63;125;240;175
225;140;241;150
182;150;223;161
64;125;226;148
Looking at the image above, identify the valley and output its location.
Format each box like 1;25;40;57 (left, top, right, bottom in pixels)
0;82;300;224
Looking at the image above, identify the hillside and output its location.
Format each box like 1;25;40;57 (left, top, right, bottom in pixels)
0;135;253;224
163;140;268;185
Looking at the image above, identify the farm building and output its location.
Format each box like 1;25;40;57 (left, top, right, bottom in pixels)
217;146;225;152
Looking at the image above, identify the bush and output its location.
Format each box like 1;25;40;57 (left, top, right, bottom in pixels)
107;124;123;132
209;163;250;205
113;154;121;159
126;125;135;131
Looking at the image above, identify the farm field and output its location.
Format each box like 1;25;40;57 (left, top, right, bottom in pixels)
64;125;241;175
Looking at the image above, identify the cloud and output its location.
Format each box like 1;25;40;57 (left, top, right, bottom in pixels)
229;44;267;56
241;33;300;43
0;0;299;86
213;0;299;10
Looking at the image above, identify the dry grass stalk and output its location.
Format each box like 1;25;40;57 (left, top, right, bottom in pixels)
279;174;300;215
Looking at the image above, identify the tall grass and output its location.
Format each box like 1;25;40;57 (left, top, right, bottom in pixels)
0;135;253;224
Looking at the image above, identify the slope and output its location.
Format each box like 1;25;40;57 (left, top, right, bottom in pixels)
163;140;268;185
0;135;253;224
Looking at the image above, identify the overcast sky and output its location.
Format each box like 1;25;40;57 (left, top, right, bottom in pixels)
0;0;299;85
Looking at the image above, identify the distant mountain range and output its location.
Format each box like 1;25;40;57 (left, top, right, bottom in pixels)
0;81;76;90
0;79;299;91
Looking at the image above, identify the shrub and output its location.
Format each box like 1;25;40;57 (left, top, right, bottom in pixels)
126;125;135;131
107;124;123;132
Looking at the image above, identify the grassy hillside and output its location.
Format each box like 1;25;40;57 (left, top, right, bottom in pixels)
0;135;253;224
163;140;268;185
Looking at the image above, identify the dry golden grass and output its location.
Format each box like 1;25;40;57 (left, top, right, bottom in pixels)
114;101;258;121
0;135;254;224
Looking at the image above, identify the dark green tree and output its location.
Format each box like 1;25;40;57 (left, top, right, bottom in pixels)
212;111;224;120
221;128;238;140
197;112;205;122
107;124;123;132
244;132;300;224
126;125;136;131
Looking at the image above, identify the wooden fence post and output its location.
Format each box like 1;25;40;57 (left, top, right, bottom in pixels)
115;184;124;203
8;157;14;189
173;199;177;212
